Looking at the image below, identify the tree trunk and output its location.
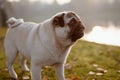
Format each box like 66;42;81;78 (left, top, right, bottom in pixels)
0;8;7;27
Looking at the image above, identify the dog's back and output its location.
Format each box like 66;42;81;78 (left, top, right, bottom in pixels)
4;17;39;58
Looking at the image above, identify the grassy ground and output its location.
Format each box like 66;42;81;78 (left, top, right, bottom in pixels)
0;27;120;80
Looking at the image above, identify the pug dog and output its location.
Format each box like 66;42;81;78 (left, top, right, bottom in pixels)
4;11;85;80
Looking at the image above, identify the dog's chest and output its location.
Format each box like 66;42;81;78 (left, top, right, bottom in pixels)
41;55;66;66
32;47;70;66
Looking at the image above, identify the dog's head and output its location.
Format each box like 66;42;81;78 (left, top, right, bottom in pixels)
52;11;85;45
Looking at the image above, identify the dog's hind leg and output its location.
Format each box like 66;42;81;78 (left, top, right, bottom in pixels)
5;46;18;79
20;54;29;71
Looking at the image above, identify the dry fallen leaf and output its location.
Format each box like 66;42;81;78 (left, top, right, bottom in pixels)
97;67;107;73
23;76;30;80
96;72;103;76
117;70;120;73
88;71;95;75
42;76;49;80
96;68;104;73
93;64;98;68
64;63;72;69
104;70;108;73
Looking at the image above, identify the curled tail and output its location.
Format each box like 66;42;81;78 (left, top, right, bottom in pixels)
7;17;24;28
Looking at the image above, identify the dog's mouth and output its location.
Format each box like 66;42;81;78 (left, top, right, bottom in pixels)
69;22;85;42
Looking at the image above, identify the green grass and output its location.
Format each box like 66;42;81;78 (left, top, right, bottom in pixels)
0;27;120;80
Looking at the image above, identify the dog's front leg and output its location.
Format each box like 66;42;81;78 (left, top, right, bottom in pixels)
55;64;65;80
30;62;41;80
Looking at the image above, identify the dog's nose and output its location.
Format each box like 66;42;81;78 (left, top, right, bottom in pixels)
80;23;85;31
77;23;85;33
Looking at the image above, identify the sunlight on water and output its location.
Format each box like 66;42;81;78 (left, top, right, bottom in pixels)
83;25;120;46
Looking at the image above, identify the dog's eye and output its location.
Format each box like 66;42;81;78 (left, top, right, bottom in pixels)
68;18;76;27
70;18;76;24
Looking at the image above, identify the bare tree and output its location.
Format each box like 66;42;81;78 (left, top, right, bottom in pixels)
0;0;8;27
0;0;14;27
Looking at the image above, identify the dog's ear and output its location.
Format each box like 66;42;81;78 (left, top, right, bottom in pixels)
53;13;65;27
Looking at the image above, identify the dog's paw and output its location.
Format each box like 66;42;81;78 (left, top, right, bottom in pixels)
11;77;18;80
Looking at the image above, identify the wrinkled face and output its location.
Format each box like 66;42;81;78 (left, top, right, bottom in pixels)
52;11;85;43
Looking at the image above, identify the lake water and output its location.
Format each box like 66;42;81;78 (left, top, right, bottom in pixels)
83;23;120;47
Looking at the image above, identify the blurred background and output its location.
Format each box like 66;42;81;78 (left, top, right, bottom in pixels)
0;0;120;46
